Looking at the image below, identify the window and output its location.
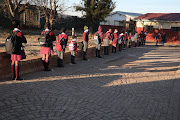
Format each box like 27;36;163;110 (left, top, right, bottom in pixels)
145;25;153;30
171;27;180;32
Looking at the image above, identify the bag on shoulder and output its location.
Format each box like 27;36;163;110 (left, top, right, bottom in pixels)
56;36;65;51
69;42;75;51
118;36;123;44
39;31;51;47
94;33;100;44
5;32;18;54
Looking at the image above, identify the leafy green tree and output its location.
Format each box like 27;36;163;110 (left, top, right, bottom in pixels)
76;0;115;34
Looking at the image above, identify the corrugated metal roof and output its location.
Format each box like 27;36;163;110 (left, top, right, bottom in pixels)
136;13;180;21
111;11;142;17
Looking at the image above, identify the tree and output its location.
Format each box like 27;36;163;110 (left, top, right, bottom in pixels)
76;0;115;34
6;0;30;21
32;0;59;29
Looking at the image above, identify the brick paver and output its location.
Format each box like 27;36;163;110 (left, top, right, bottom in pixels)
0;42;180;120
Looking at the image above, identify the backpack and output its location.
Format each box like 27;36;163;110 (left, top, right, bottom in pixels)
39;31;51;47
118;35;123;44
5;32;18;54
69;42;75;51
56;36;65;51
94;33;100;44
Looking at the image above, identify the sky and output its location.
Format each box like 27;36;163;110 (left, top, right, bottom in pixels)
63;0;180;17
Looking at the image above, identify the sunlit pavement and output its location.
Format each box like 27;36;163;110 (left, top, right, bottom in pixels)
0;41;180;120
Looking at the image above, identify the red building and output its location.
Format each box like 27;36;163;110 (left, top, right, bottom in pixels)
136;13;180;43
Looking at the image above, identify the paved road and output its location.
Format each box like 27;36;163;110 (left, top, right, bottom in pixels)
0;42;180;120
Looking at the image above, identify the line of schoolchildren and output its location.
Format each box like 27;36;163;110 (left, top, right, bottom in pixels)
8;20;146;81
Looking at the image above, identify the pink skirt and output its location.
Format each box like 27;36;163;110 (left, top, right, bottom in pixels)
11;54;22;61
40;47;53;55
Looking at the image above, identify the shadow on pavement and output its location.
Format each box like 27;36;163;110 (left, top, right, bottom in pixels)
0;41;179;119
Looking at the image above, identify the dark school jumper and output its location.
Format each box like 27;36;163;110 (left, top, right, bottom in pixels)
40;29;56;71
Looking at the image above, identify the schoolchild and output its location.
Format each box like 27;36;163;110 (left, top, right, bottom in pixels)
69;35;77;64
94;26;103;58
10;20;27;80
124;31;128;49
134;32;138;47
56;28;68;67
118;32;124;51
40;22;56;71
104;29;112;55
128;32;132;48
82;26;89;60
112;29;118;53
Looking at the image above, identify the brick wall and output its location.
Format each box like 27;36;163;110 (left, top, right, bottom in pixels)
136;27;180;44
0;44;116;80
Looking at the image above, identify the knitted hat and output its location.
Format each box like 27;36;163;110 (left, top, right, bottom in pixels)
84;26;88;30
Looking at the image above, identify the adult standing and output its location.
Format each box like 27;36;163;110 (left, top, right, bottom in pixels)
56;28;68;67
112;29;118;53
10;20;27;80
40;23;56;71
156;33;161;46
94;26;103;58
161;32;166;46
104;29;112;55
143;31;147;45
82;26;89;60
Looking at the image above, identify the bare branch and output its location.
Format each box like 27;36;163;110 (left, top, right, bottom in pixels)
7;0;15;17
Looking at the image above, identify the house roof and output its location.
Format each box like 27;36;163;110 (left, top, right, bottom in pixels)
111;11;142;17
136;13;180;21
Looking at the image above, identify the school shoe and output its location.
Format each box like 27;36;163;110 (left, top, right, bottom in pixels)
44;62;52;71
71;56;76;64
83;52;87;60
15;65;24;81
42;60;46;70
15;77;24;81
83;58;87;61
11;64;15;80
57;59;64;67
104;47;106;55
44;68;51;71
57;58;61;67
98;50;102;58
71;58;76;64
58;65;64;68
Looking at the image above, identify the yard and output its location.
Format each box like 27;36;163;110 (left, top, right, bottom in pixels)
0;29;96;58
